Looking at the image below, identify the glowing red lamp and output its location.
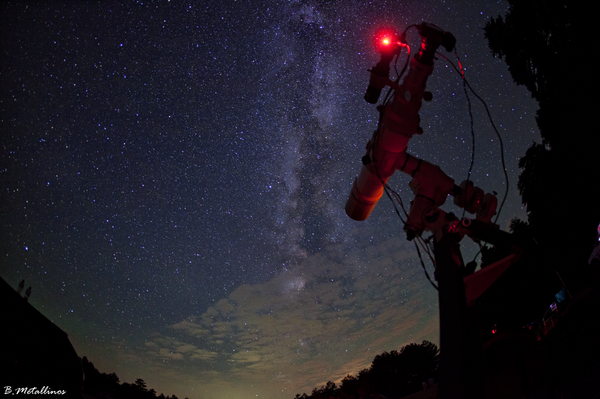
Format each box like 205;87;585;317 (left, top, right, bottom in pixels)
374;29;399;54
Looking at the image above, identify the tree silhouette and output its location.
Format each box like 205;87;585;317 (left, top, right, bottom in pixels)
135;378;148;391
398;341;439;390
484;1;597;287
368;350;408;397
79;356;180;399
311;381;337;399
294;341;439;399
338;374;361;399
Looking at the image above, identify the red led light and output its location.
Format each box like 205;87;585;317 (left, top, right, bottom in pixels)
374;29;398;53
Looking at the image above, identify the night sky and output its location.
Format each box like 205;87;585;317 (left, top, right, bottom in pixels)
1;1;539;398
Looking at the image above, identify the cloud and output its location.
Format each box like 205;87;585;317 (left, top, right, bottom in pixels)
142;237;440;398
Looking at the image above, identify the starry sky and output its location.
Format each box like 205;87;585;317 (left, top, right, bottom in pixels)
1;1;539;398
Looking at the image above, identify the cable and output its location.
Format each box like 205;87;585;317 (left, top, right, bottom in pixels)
471;240;484;265
382;25;415;108
384;183;409;218
378;170;438;290
381;43;411;108
453;48;476;221
383;184;407;224
415;240;439;290
382;175;436;265
437;51;510;224
416;235;436;268
393;42;411;86
385;183;439;291
381;55;399;107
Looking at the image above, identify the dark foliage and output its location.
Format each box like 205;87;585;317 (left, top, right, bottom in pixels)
480;217;532;268
483;1;598;288
294;340;439;399
80;356;186;399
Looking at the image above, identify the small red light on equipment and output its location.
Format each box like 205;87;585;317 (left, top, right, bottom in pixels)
374;28;399;54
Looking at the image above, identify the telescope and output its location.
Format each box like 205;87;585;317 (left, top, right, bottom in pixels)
346;23;496;240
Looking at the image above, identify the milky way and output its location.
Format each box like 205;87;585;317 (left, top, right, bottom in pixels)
1;1;539;398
